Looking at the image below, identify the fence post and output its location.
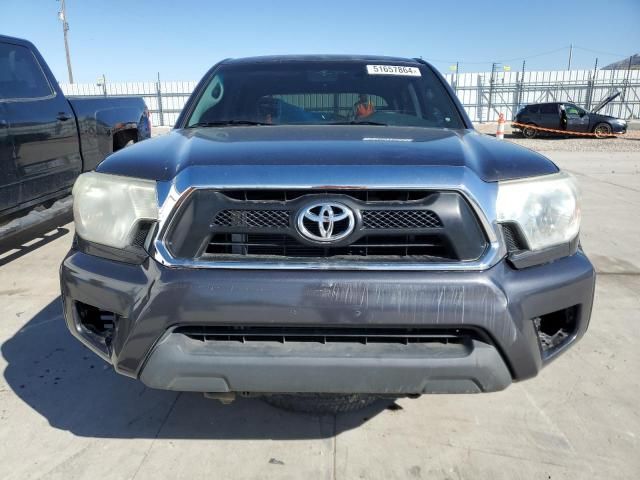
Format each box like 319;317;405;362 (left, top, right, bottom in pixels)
585;72;594;111
452;62;459;95
477;74;484;123
156;72;164;126
619;56;633;118
487;63;496;122
513;71;522;119
96;74;107;97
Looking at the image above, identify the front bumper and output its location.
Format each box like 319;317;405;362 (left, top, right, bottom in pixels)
613;124;627;134
60;250;595;394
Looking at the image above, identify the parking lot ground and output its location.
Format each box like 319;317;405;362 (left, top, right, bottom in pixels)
1;150;639;480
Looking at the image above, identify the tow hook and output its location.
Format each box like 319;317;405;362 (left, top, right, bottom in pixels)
204;392;236;405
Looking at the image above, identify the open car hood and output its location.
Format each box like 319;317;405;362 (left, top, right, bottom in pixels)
591;91;621;114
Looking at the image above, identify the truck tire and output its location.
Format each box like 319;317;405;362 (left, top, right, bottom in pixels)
593;122;612;138
262;393;383;414
113;129;138;151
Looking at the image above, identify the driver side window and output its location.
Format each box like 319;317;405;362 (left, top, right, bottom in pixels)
565;104;584;116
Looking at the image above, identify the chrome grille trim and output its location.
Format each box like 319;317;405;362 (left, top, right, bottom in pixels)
152;165;505;271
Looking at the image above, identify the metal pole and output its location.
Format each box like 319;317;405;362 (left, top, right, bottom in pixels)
477;74;484;123
452;61;459;94
487;63;496;121
515;60;526;115
156;72;164;126
619;56;633;118
567;44;573;71
59;0;74;83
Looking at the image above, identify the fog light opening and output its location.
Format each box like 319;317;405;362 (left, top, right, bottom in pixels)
75;302;118;346
533;305;578;356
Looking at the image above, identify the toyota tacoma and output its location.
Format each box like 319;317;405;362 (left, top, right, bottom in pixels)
61;55;595;413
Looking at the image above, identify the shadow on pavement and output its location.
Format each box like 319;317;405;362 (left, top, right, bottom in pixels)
2;297;388;439
0;227;70;267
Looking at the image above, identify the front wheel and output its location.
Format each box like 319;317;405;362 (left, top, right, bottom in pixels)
522;124;538;139
593;122;613;138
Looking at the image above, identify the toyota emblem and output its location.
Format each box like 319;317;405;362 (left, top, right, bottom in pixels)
296;202;355;242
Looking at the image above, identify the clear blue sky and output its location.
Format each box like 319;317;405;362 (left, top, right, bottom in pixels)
3;0;639;83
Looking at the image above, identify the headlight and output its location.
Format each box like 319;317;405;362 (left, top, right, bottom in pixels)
72;172;158;249
496;171;580;251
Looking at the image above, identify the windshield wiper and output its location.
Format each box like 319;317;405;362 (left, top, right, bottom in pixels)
187;120;270;128
328;120;388;126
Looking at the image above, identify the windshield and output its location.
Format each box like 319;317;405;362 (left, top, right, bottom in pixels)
186;61;465;129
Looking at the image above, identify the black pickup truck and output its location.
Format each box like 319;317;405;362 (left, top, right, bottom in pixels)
0;34;150;247
62;55;595;413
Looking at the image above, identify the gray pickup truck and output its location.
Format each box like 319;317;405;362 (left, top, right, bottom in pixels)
0;34;150;248
61;55;595;413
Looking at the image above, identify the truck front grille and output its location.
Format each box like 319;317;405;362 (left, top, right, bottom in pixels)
163;189;488;265
205;233;452;259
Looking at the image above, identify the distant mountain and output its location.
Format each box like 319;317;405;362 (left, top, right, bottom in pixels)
602;54;640;70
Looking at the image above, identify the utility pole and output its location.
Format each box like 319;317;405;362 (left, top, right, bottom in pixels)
487;62;497;121
567;44;573;71
58;0;74;83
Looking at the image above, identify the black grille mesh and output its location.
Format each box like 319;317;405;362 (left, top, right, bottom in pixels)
206;233;453;259
501;223;527;252
362;210;442;229
213;209;442;230
132;221;154;248
213;210;290;228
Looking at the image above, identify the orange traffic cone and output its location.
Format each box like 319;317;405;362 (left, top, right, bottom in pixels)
496;113;505;140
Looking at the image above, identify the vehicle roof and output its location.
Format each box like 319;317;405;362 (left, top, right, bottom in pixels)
0;34;33;47
221;54;424;65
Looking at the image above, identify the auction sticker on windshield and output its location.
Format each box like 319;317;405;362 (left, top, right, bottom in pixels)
366;65;422;76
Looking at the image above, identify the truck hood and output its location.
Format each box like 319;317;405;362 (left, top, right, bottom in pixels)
97;125;558;183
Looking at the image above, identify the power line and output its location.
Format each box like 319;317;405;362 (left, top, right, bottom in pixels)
424;44;636;68
423;46;570;66
573;45;635;59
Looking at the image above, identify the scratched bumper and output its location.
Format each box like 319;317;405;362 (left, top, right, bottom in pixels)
60;250;595;394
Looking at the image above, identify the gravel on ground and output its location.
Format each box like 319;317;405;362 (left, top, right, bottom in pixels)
475;122;640;153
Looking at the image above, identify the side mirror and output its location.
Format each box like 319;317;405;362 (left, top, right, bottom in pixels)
579;112;586;117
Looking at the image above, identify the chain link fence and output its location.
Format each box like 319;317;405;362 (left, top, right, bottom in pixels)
60;69;640;127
